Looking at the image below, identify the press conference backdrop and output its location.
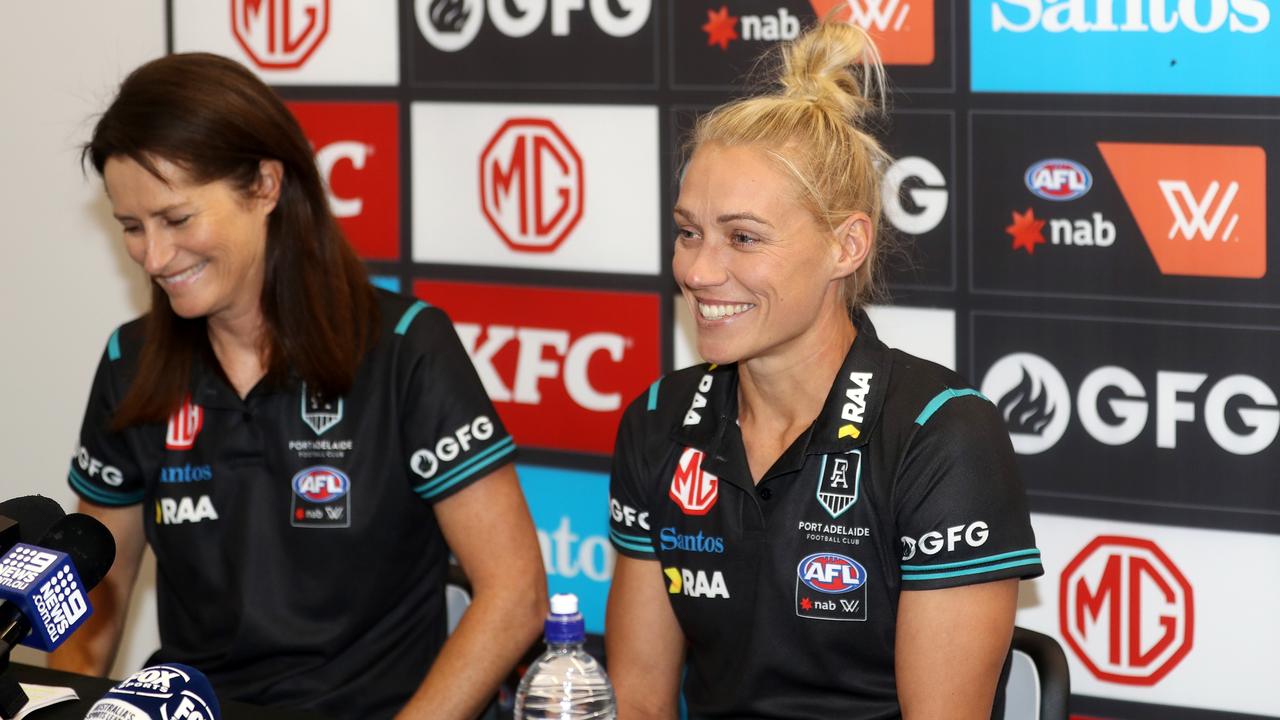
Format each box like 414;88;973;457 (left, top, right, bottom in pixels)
5;1;1278;718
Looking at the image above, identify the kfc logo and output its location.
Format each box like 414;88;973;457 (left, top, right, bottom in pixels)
1098;142;1266;279
231;0;330;69
287;102;399;260
166;397;204;451
416;281;660;454
1060;535;1194;686
670;448;719;515
480;119;584;253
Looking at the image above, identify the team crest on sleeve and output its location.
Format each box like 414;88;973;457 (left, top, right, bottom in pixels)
669;448;718;515
165;396;203;451
291;466;351;528
301;383;344;435
815;450;861;519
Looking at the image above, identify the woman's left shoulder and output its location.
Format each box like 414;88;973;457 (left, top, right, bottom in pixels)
883;349;1000;432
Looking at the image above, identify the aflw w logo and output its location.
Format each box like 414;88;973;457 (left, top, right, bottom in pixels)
1098;142;1266;279
1158;180;1240;243
807;0;935;64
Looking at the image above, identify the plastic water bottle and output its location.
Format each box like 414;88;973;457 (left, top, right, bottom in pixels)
514;593;617;720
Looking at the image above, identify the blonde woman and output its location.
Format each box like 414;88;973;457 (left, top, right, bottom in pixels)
605;23;1042;720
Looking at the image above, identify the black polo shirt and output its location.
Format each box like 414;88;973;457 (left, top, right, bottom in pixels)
608;312;1042;719
68;289;514;719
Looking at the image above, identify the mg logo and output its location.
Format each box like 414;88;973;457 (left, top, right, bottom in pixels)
480;118;584;253
165;397;203;451
1060;535;1194;686
232;0;331;70
670;448;719;515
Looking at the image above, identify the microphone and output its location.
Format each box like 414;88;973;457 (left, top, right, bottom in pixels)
0;496;65;555
0;513;115;654
84;663;220;720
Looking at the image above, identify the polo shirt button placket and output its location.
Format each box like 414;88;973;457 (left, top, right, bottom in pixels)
758;486;772;501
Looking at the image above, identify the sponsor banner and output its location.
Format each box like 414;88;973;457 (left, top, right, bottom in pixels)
974;312;1280;535
287;102;399;261
674;299;954;371
518;464;613;634
408;0;657;87
971;112;1275;306
415;281;660;454
972;0;1280;96
669;0;951;90
173;0;399;85
411;103;660;275
1017;512;1280;716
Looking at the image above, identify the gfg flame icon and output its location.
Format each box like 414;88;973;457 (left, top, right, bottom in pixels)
980;352;1071;454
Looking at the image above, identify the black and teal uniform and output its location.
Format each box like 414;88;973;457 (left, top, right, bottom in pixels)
69;289;514;719
608;310;1042;719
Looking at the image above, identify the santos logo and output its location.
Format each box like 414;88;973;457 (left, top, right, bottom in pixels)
415;0;651;52
480;118;583;253
232;0;331;70
455;324;627;412
990;0;1271;33
1097;142;1265;279
882;156;947;236
538;516;614;582
1060;535;1194;685
981;352;1280;455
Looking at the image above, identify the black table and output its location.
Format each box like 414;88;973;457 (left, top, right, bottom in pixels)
6;664;327;719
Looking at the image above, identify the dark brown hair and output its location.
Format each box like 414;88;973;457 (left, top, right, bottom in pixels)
87;52;378;428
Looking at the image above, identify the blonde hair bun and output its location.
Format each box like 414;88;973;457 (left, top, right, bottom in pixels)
777;21;886;124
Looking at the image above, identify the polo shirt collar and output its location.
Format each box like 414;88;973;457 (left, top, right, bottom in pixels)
669;309;892;466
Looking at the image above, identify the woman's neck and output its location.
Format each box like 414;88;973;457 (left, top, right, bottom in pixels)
206;308;268;399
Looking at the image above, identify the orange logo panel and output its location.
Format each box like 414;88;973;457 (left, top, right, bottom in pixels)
809;0;934;65
1098;142;1266;279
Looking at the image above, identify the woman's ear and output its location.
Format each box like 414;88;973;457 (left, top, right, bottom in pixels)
832;212;873;280
253;159;284;214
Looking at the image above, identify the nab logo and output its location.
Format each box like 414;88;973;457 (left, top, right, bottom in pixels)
165;397;203;451
1098;142;1266;279
231;0;330;70
292;467;349;502
1006;207;1116;254
1060;536;1194;686
797;552;867;593
480;118;584;253
810;0;935;64
670;448;719;515
1025;158;1092;201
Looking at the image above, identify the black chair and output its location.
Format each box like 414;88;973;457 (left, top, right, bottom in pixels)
1003;626;1070;720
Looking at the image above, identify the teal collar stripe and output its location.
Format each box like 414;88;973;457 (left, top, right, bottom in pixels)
914;388;989;426
414;437;515;498
394;301;431;336
107;328;122;362
646;377;662;411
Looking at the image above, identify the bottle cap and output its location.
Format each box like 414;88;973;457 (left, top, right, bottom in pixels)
550;593;578;615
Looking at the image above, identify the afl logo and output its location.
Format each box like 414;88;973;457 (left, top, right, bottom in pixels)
1025;159;1092;201
292;466;349;502
797;552;867;595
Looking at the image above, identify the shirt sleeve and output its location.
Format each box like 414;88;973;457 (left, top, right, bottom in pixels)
397;302;517;503
893;389;1043;590
67;330;146;506
608;380;659;559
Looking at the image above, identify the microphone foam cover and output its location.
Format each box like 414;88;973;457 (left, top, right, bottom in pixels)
38;513;116;590
84;663;221;720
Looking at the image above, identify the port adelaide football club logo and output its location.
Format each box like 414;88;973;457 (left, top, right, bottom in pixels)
301;382;344;435
815;451;861;519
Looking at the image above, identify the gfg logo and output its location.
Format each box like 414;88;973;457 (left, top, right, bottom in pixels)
480;118;583;253
1060;536;1194;685
981;352;1280;455
991;0;1270;33
883;156;948;236
410;416;497;480
232;0;330;69
415;0;651;52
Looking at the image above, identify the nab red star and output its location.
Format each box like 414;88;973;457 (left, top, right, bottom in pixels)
1006;208;1047;255
703;5;739;51
800;597;813;611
